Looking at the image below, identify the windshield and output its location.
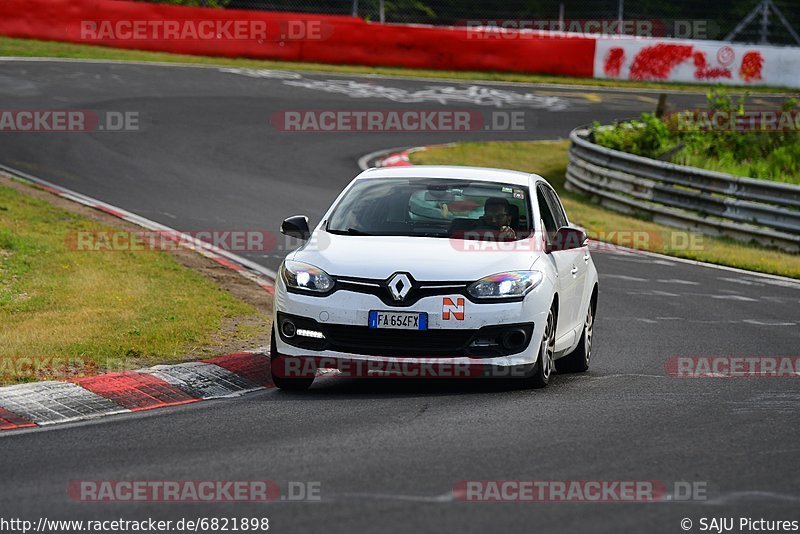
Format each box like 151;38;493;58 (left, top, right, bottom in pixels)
326;178;531;240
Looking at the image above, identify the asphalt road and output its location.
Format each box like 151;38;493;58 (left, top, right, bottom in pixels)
1;60;799;534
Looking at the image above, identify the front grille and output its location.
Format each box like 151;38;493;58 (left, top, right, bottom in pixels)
278;313;534;358
335;276;469;307
324;324;475;357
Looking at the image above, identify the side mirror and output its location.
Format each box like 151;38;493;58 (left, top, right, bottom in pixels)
281;215;311;241
549;226;587;252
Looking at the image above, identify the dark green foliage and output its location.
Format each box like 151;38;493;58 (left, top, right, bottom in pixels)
594;88;800;184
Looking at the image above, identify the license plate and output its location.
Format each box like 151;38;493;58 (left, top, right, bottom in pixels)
369;311;428;330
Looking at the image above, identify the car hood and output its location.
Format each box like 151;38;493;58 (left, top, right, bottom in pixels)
290;230;541;281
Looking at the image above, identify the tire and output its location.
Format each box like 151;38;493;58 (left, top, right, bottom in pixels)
555;302;594;374
270;328;315;391
523;305;556;389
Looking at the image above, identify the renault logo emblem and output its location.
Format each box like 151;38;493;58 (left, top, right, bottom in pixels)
387;273;412;301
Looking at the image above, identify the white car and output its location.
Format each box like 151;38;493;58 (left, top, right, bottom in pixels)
271;166;598;390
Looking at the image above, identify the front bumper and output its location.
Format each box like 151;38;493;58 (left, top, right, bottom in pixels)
273;275;551;369
277;311;535;358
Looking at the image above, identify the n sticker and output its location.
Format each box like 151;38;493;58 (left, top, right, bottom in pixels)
442;297;465;320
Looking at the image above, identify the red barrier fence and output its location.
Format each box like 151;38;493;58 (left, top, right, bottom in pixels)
0;0;596;77
2;0;796;86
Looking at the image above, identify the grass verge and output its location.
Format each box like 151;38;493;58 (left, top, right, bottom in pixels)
0;36;793;94
411;140;800;279
0;175;271;384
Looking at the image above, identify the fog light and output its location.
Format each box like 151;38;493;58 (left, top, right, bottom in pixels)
281;320;297;338
296;328;325;339
501;329;528;350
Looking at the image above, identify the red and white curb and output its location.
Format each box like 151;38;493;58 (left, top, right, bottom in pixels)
0;164;283;432
375;150;413;167
357;145;453;170
0;163;276;294
0;352;272;431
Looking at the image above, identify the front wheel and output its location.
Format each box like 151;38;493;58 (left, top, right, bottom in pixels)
523;306;556;389
556;302;593;374
270;328;315;391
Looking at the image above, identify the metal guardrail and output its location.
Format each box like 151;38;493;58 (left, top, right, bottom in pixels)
565;126;800;253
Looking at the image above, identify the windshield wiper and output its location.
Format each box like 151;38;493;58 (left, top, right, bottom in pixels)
328;228;375;236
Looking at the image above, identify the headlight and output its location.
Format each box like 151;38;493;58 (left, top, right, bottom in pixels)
467;271;543;299
280;260;334;293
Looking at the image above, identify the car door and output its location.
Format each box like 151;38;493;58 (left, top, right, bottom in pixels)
536;185;580;349
544;185;589;335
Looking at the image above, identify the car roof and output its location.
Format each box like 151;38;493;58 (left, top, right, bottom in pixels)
358;165;540;187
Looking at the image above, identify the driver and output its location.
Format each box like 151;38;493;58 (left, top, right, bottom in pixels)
477;197;516;239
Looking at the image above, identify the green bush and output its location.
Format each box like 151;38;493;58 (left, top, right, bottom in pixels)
593;88;800;184
593;113;671;158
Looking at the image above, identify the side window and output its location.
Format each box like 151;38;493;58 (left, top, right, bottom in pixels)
544;187;568;229
536;186;558;240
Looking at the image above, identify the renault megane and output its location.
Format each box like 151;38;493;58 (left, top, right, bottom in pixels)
271;166;598;390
